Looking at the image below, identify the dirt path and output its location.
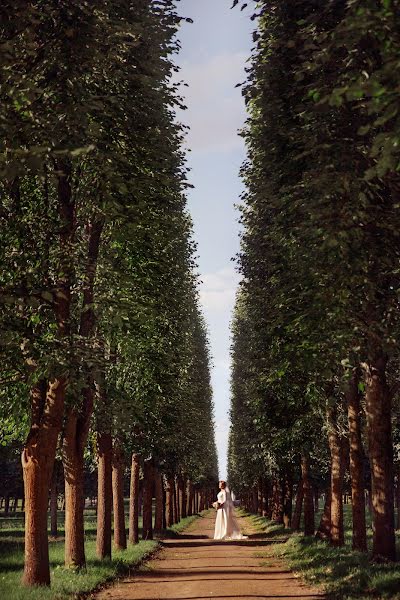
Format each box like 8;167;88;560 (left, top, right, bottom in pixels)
97;512;323;600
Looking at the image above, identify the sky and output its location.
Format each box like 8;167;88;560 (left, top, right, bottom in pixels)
174;0;254;480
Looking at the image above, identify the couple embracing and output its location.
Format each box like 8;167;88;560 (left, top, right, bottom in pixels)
213;480;247;540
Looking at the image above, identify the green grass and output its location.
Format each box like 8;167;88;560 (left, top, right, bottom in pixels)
248;506;400;600
163;514;200;536
0;507;200;600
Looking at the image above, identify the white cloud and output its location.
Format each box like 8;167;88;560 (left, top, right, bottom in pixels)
175;52;248;153
199;267;240;312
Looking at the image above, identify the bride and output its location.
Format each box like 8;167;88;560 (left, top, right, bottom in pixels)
213;480;247;540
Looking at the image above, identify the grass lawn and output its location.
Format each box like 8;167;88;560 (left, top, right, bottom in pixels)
0;506;198;600
245;507;400;600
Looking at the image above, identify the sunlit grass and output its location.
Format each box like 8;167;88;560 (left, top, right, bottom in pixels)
0;507;200;600
248;506;400;600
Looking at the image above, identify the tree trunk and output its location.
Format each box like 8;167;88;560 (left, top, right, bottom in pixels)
346;368;367;551
154;469;164;533
64;212;104;567
63;400;92;569
396;467;400;531
328;405;345;547
199;488;205;513
262;477;270;518
271;476;283;523
252;485;258;514
23;157;74;584
112;443;126;551
301;454;314;536
257;477;263;516
138;486;143;517
22;379;65;586
162;483;167;529
174;478;180;521
187;481;194;517
181;476;187;519
63;451;85;568
22;456;51;586
283;472;293;529
291;481;304;531
96;431;112;559
316;487;332;540
129;454;140;545
50;460;59;538
364;354;396;561
166;476;174;527
142;460;154;540
314;488;319;512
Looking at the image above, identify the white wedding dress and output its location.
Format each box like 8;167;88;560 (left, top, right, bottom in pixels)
214;487;246;540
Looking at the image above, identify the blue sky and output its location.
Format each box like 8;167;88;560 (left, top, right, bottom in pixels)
175;0;254;479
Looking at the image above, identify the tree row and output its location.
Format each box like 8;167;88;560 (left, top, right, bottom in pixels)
0;0;217;587
229;0;400;562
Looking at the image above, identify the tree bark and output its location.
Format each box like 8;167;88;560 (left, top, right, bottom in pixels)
154;468;164;533
314;488;319;512
291;481;304;531
177;475;186;519
63;458;84;567
327;405;345;547
263;478;271;518
316;487;332;540
301;454;314;536
129;454;140;544
112;443;126;550
63;213;104;567
96;431;112;559
262;479;268;518
283;472;293;529
162;483;167;529
142;460;154;540
63;399;92;569
396;467;400;531
271;476;283;523
258;477;263;516
166;476;174;527
187;481;194;517
199;488;205;514
174;477;181;520
252;485;258;514
364;354;396;561
346;368;367;551
50;459;60;538
22;379;65;586
22;454;51;586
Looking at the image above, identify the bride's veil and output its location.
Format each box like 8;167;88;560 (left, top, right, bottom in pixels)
225;485;234;504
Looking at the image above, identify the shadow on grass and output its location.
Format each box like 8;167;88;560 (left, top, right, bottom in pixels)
239;508;400;599
279;535;400;600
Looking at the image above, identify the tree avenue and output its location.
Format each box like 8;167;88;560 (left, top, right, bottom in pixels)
0;0;217;588
229;0;400;563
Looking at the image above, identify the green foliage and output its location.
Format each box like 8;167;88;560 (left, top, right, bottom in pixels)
229;0;400;492
0;0;217;486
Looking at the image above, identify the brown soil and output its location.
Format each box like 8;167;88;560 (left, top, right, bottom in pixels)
97;512;323;600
